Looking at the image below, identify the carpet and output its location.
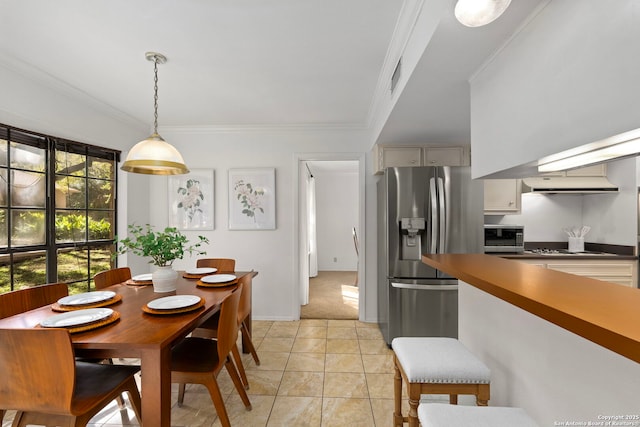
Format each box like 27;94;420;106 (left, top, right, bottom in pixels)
300;270;358;319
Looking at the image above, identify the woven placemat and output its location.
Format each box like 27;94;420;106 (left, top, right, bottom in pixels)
125;278;152;286
196;278;238;288
51;294;123;312
182;273;207;279
37;311;121;334
141;298;206;315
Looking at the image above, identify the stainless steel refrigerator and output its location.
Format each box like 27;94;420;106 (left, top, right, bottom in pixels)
377;166;484;345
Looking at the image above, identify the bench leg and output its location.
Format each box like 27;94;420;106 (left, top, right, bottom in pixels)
393;357;403;426
449;394;458;404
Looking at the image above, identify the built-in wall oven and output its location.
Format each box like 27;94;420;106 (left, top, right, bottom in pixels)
484;224;524;253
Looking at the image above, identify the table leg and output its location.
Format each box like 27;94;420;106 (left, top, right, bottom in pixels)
140;346;172;426
242;275;253;354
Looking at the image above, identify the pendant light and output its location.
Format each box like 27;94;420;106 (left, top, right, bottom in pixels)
454;0;511;27
121;52;189;175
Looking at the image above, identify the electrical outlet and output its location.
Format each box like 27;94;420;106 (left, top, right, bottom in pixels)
333;257;337;262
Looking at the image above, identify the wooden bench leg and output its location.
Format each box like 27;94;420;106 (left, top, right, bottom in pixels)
449;394;458;404
393;356;403;427
477;384;490;406
408;394;420;427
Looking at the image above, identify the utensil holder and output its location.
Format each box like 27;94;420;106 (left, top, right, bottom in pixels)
568;237;584;253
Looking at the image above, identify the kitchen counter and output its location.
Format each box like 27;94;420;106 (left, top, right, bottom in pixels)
489;241;637;260
421;253;640;363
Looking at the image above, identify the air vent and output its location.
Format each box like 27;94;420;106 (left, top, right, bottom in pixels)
391;58;402;94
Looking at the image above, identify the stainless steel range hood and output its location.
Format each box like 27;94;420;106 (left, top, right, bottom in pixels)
522;176;618;194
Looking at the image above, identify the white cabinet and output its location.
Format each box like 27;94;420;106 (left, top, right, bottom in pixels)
423;146;467;166
516;259;637;287
373;144;470;174
484;179;522;215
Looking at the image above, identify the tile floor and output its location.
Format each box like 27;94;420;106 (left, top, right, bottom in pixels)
2;319;429;427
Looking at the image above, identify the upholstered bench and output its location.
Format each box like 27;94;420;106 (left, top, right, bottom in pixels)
392;337;491;427
418;403;539;426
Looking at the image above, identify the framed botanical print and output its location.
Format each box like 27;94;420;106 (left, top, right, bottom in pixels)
228;168;276;230
168;169;214;230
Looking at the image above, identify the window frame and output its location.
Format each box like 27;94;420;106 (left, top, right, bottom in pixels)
0;123;120;293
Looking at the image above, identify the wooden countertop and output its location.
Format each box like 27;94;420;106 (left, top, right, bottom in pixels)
422;253;640;363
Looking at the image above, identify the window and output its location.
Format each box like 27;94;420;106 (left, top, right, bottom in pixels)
0;124;120;294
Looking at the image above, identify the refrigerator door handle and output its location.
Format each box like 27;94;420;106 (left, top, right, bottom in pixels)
437;177;446;254
429;177;437;253
391;282;459;291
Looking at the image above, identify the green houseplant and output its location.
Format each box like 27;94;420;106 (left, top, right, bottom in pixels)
115;224;209;292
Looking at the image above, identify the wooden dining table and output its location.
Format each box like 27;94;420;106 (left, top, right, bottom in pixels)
0;270;257;427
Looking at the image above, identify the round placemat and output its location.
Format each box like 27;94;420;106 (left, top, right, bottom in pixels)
142;298;206;315
51;294;122;312
37;311;121;334
196;278;238;288
125;278;152;286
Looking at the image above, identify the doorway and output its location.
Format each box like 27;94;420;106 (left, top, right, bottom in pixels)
296;156;364;320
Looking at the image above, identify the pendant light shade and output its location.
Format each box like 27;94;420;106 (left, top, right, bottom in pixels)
122;52;189;175
454;0;511;27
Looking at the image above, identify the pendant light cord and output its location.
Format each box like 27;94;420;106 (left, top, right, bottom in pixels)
153;56;159;135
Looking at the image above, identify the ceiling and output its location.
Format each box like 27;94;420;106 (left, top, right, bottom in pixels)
0;0;545;146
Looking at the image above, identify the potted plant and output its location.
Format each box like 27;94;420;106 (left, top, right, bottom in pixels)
115;224;209;292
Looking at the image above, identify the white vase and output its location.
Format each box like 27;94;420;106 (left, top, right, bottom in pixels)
151;266;178;293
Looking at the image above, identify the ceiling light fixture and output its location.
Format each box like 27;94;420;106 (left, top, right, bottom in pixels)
537;129;640;172
454;0;512;27
121;52;189;175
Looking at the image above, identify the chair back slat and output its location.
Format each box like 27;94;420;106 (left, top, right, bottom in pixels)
0;283;69;319
216;283;242;362
0;328;75;413
196;258;235;272
93;267;132;289
237;274;252;325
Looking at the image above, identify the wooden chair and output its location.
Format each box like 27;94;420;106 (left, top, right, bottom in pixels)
91;267;134;409
192;273;260;388
0;282;68;319
172;282;251;427
93;267;132;289
196;258;236;273
0;282;69;423
0;328;142;427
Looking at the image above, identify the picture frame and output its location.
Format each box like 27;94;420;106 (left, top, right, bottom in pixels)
168;169;214;230
228;168;276;230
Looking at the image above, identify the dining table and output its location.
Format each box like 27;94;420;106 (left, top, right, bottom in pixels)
0;270;257;427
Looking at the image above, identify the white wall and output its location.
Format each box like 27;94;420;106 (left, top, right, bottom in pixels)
459;281;640;425
141;127;373;321
470;0;640;178
315;170;358;271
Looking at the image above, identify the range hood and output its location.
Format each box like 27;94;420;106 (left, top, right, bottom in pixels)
522;176;618;194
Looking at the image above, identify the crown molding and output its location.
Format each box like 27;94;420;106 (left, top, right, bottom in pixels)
0;54;146;131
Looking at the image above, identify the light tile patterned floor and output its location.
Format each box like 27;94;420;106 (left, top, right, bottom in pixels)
2;320;415;427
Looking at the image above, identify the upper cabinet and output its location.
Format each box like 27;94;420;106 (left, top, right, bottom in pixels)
373;144;470;174
484;179;522;215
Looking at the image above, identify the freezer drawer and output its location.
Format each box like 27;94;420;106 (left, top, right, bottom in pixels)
384;280;458;345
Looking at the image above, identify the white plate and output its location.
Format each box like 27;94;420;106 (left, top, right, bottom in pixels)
186;267;217;275
58;291;116;306
147;295;201;310
201;274;237;284
132;273;152;282
41;308;114;328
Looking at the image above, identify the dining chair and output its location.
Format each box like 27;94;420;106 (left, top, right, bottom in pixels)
93;266;132;289
192;273;260;388
91;267;134;409
196;258;236;272
0;328;142;427
0;282;69;423
0;282;69;320
172;282;251;427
